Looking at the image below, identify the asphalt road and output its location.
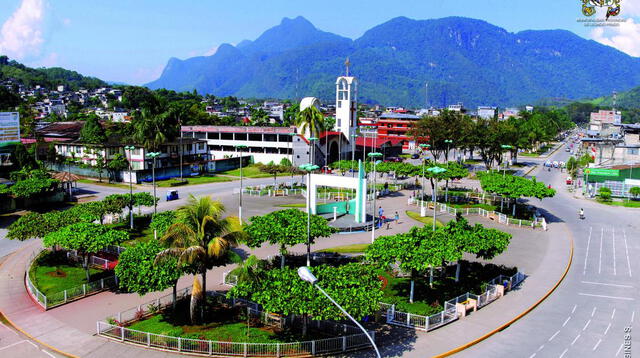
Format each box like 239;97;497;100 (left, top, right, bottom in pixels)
458;140;639;357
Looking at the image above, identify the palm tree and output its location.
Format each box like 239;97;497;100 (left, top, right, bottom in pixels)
133;108;169;151
295;105;325;138
156;195;244;323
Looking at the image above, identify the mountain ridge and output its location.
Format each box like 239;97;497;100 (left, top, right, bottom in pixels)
146;16;640;108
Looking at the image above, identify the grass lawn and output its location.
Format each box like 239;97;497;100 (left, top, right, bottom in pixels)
30;251;112;296
405;210;444;227
107;215;154;245
279;203;306;208
596;199;640;208
317;244;370;254
77;179;131;190
379;260;518;316
463;159;482;164
519;144;552;157
445;202;498;211
219;165;292;179
156;175;234;187
127;299;327;343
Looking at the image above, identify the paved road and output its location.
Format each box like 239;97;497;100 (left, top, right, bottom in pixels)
458;139;639;357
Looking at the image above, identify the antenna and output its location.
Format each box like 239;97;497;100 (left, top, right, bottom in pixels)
345;57;351;77
295;67;299;101
612;90;617;111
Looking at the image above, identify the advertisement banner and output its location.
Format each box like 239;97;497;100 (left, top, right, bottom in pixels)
0;112;20;145
584;168;619;177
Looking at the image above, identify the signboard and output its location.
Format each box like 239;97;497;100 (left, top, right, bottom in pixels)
584;168;619;177
0;112;20;144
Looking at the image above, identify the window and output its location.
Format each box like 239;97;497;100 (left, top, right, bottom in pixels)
338;101;342;108
249;134;262;141
628;148;639;155
235;133;247;141
197;143;205;151
207;132;219;140
264;134;277;142
195;132;206;139
221;133;233;140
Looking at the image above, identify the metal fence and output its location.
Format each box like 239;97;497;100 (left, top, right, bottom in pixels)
25;249;119;310
66;251;116;270
98;288;375;357
381;271;525;331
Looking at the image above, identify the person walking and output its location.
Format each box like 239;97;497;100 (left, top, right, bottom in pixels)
378;206;384;229
394;211;400;224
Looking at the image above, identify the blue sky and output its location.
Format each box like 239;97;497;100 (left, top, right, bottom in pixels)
0;0;638;85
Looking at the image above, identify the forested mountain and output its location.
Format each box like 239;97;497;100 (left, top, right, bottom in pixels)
146;16;640;108
0;56;106;91
591;86;640;109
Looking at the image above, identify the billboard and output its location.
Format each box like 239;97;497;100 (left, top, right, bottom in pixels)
584;168;619;177
0;112;20;145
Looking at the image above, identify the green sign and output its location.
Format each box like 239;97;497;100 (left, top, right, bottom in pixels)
584;168;619;177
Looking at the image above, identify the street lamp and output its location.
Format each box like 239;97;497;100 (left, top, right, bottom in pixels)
288;133;297;182
427;166;447;231
350;133;359;178
124;145;135;230
419;144;430;215
368;152;382;243
299;163;320;266
501;145;513;177
444;139;453;163
308;137;319;167
236;145;248;223
297;267;381;358
146;151;161;239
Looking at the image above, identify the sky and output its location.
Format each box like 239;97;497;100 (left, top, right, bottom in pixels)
0;0;639;85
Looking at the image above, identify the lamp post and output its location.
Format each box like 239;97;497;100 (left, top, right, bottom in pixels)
350;133;359;178
308;137;318;167
288;132;297;182
419;144;430;215
236;145;247;223
501;145;513;177
124;145;135;230
299;163;319;266
427;166;447;231
444;139;453;163
297;267;381;358
146;151;161;239
368;152;382;243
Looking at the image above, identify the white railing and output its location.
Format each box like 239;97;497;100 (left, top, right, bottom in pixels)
98;288;375;357
25;249;118;310
382;271;525;331
66;251;116;270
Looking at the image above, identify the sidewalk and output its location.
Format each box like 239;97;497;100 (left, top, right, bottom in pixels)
0;189;571;358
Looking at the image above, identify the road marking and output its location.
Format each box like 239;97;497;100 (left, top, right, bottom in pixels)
591;307;597;317
613;227;617;276
581;281;633;288
0;322;19;337
538;345;544;351
623;230;632;277
528;354;536;358
612;308;616;320
598;227;603;274
593;338;602;351
583;319;591;331
0;340;29;351
604;322;611;335
41;349;55;358
559;348;568;358
549;330;560;341
584;227;592;275
572;304;577;314
632;311;635;323
571;334;580;345
578;293;635;301
616;343;623;356
562;316;571;327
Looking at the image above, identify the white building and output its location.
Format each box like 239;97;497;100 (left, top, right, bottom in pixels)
477;106;496;119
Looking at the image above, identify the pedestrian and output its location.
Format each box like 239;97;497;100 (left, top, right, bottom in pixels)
394;211;399;224
378;206;384;218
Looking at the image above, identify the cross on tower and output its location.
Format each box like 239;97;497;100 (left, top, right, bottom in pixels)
345;57;351;77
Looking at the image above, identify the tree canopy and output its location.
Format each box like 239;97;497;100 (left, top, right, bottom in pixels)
116;240;183;296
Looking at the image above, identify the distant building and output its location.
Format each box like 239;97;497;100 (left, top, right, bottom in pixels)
477;106;496;119
500;108;520;120
376;112;420;150
590;110;622;131
447;103;464;112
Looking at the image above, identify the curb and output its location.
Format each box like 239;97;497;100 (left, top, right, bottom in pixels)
0;244;79;358
432;225;574;358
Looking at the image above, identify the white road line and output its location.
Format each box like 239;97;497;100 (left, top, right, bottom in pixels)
549;330;560;341
538;345;544;352
584;227;593;275
613;227;617;276
529;354;536;358
612;308;616;320
578;293;635;301
559;348;568;358
581;281;633;288
593;338;602;351
571;334;581;345
0;340;28;351
616;343;623;356
0;322;19;337
591;307;597;317
599;227;603;274
623;229;632;277
604;322;612;335
632;311;635;323
572;304;577;314
41;349;55;358
26;341;37;349
583;319;591;331
563;316;571;327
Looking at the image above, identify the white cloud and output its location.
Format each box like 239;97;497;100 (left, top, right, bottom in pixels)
0;0;46;60
29;52;58;67
129;64;165;85
591;18;640;57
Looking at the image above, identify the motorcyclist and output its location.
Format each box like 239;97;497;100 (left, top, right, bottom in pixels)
579;208;584;219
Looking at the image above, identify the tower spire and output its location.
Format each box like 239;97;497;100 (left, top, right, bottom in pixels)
345;57;351;77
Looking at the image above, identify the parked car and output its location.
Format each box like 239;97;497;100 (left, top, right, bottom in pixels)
385;157;403;162
166;190;179;201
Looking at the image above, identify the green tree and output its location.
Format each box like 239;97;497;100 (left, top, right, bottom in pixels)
149;211;176;237
107;153;128;183
93;152;107;182
116;240;184;311
478;171;555;216
598;186;612;202
79;115;107;144
43;223;128;281
155;195;244;323
629;186;640;200
244;209;336;268
295;106;325;138
229;263;383;336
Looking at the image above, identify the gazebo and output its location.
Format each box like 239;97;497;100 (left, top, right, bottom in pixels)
52;171;82;198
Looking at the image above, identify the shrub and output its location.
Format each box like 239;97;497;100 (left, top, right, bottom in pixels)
598;187;612;202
